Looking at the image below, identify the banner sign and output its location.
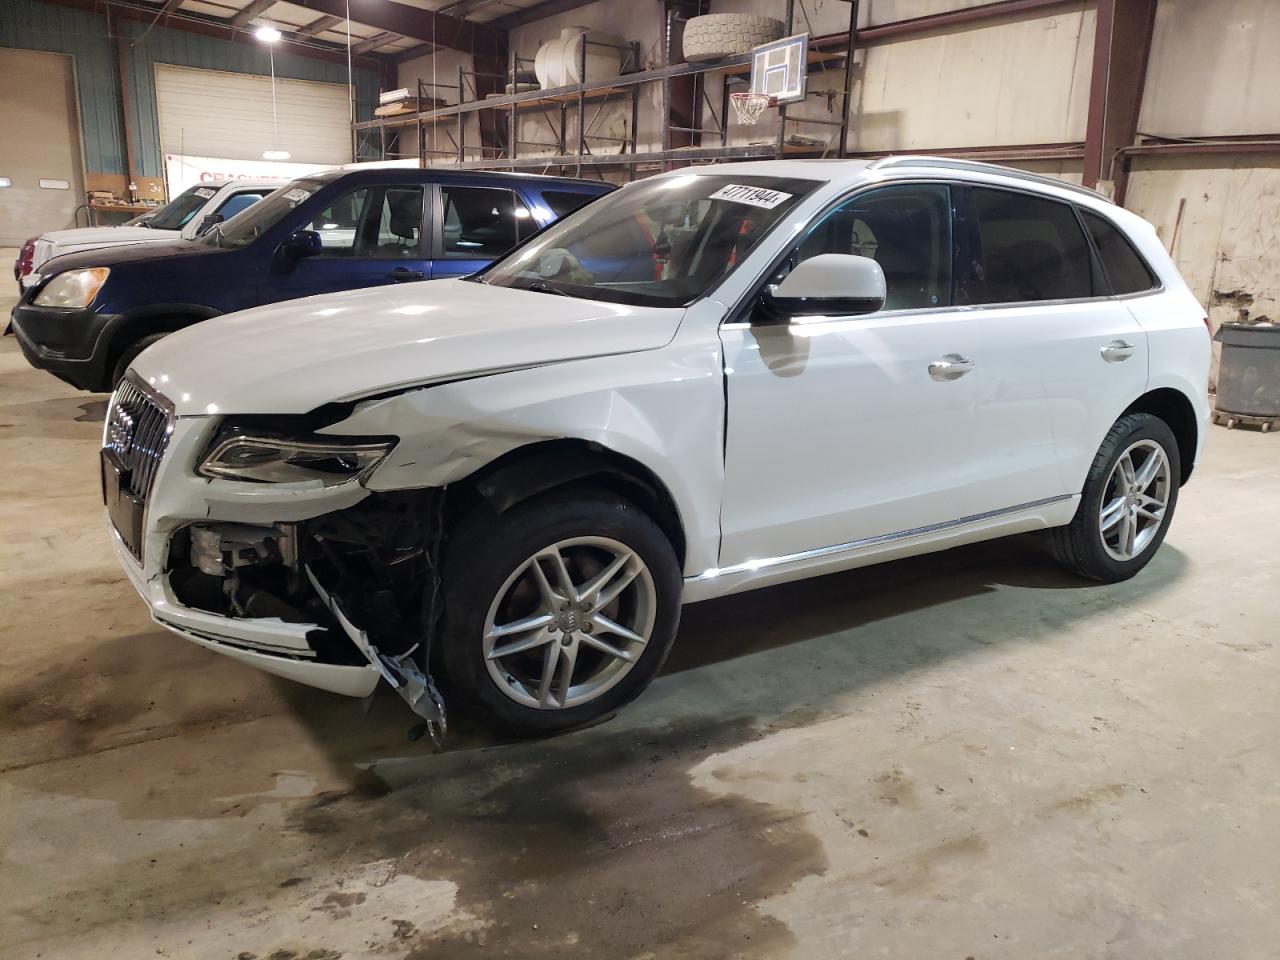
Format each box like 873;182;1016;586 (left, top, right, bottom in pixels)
164;154;334;194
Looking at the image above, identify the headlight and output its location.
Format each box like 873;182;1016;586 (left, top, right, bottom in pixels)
199;435;394;486
34;267;110;308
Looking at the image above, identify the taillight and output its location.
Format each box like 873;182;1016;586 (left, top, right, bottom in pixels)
1202;314;1213;337
17;237;37;277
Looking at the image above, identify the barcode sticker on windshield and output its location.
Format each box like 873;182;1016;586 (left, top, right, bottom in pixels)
194;188;216;199
283;188;310;203
709;184;793;209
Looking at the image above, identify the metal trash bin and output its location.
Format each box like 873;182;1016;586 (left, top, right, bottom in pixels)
1213;323;1280;431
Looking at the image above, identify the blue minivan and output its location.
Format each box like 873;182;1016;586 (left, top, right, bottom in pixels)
11;168;613;391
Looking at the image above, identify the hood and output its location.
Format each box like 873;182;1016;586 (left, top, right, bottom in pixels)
131;280;685;416
40;238;217;276
39;226;180;249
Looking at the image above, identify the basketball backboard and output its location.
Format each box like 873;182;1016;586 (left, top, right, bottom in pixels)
748;33;808;105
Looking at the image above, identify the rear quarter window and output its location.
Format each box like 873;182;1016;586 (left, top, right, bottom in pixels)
541;189;600;219
1081;209;1158;295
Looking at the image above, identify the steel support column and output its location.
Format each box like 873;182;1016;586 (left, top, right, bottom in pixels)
1082;0;1157;204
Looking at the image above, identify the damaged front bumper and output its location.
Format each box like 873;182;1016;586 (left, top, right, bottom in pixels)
110;415;446;732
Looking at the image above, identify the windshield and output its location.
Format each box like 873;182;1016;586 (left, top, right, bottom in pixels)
147;185;219;231
478;174;819;307
203;179;322;248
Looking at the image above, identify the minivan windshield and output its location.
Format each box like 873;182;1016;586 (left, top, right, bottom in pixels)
478;174;819;307
203;179;322;248
146;185;217;231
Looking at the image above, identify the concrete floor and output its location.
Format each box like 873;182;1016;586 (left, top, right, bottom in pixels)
1;273;1277;960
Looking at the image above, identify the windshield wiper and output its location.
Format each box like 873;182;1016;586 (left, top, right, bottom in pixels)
524;280;570;297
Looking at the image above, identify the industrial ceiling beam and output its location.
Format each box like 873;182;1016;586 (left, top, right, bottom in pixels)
491;0;600;30
39;0;385;70
351;31;399;55
810;0;1080;48
229;0;277;28
394;42;438;63
1082;0;1157;204
298;13;343;37
286;0;506;55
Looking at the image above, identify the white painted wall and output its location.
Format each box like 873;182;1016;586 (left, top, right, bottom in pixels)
1140;0;1280;138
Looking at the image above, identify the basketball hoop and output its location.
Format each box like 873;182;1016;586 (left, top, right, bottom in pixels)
731;91;776;125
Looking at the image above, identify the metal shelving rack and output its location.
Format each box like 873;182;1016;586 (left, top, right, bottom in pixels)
351;0;858;175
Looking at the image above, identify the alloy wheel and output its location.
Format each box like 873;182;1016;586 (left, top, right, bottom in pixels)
482;536;657;710
1098;439;1171;562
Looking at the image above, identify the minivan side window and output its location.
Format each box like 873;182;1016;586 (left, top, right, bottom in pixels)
967;187;1094;304
441;186;532;258
1081;209;1157;295
792;184;953;310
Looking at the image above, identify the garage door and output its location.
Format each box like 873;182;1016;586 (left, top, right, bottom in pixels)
0;48;84;245
154;64;351;167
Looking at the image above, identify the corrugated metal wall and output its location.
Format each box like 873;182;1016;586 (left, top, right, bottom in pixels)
0;0;378;178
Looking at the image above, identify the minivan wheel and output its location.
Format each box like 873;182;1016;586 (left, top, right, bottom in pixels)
1050;412;1180;583
110;332;169;389
441;492;682;733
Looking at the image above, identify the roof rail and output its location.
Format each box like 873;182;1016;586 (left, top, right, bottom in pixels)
868;155;1110;203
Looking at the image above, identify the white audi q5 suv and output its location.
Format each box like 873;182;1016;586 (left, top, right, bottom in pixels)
104;157;1210;738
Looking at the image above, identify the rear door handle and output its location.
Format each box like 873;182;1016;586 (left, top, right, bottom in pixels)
1101;339;1136;362
928;354;975;381
388;267;425;282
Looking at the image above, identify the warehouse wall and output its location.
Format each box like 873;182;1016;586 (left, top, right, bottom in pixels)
1119;0;1280;384
0;0;377;190
708;0;1094;153
400;0;666;169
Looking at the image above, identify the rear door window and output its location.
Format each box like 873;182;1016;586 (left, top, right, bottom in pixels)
214;190;270;220
440;186;532;258
1081;209;1158;295
967;188;1095;304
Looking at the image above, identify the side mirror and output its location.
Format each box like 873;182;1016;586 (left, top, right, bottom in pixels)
281;229;324;260
195;213;223;236
757;253;886;323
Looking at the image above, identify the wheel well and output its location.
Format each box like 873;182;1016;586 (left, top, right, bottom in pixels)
1123;388;1198;484
105;315;205;378
452;439;687;566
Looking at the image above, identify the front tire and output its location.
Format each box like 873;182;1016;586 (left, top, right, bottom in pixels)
110;332;169;389
1050;412;1180;582
441;492;682;734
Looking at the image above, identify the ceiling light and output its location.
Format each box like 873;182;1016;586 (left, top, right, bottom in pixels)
255;24;283;43
263;150;292;160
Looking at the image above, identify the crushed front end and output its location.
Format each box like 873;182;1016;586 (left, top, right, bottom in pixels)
103;376;451;741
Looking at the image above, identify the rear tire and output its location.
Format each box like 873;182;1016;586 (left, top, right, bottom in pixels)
1050;412;1180;582
110;332;169;389
441;491;682;734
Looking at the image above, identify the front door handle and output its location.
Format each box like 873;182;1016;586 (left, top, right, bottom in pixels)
388;267;425;282
1101;339;1136;362
928;354;975;381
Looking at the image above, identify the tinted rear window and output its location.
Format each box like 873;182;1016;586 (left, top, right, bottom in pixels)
1082;210;1157;295
968;187;1095;304
541;189;599;219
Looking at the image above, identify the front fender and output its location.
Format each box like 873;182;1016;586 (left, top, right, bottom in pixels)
325;335;726;578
